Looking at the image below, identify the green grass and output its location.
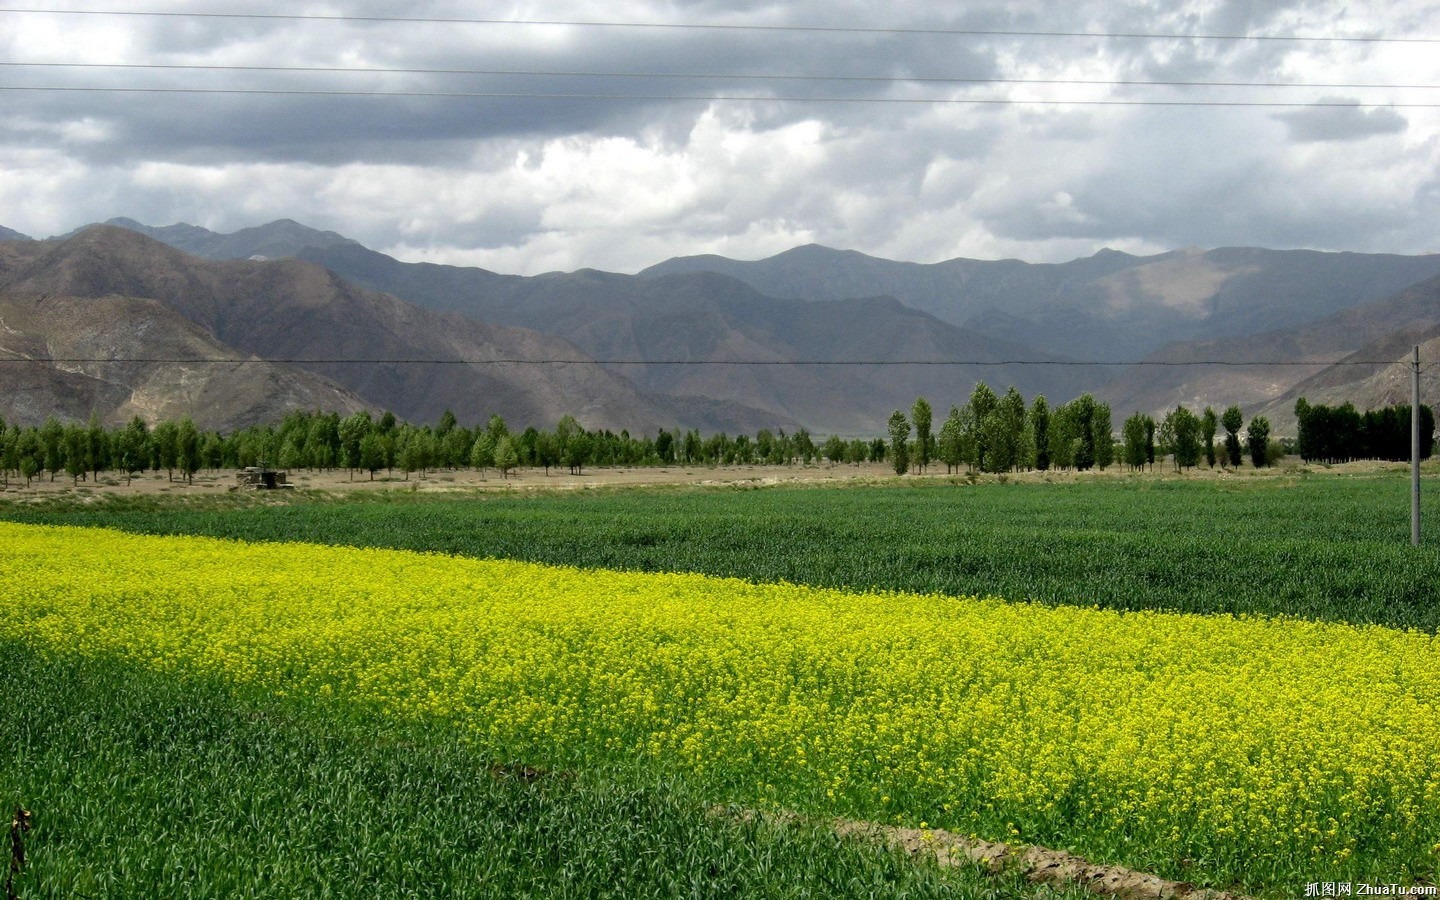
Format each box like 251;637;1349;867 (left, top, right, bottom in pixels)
1;638;1085;899
8;471;1440;630
5;470;1437;895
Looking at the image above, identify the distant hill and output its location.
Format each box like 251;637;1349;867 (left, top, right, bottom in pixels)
298;242;1090;434
98;217;359;261
643;245;1440;363
1101;273;1440;431
0;291;369;431
0;227;785;433
85;217;1440;435
0;225;31;242
1247;274;1440;432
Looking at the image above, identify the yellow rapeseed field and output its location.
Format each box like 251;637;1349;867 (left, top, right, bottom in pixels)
2;522;1437;881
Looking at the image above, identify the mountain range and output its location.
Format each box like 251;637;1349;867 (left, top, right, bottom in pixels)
3;216;1440;436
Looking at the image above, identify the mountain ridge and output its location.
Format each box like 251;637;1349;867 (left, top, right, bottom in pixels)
0;227;792;433
15;216;1440;435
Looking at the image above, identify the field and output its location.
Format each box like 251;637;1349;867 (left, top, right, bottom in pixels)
2;468;1438;897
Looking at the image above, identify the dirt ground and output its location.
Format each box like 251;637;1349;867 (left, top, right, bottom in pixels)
0;461;905;499
0;456;1420;501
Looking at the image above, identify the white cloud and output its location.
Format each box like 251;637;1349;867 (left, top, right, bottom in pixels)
3;0;1440;269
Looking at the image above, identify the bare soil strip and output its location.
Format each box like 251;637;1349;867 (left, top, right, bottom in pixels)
850;819;1244;900
724;808;1245;900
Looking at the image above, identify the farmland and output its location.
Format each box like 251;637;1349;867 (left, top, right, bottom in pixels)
2;470;1439;897
8;469;1440;630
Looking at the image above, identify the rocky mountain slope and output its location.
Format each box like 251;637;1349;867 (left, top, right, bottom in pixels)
644;244;1440;364
15;217;1440;434
0;228;783;433
297;242;1088;434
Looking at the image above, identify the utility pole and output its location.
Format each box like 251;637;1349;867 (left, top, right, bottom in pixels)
1413;345;1422;546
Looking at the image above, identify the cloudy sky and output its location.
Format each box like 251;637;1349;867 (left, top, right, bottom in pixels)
3;1;1439;274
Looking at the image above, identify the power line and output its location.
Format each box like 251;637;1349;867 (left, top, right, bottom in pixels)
0;357;1418;367
0;8;1432;43
3;85;1435;108
3;61;1435;92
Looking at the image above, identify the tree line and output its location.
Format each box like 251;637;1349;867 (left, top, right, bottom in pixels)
1294;398;1435;464
0;408;892;487
1117;404;1275;471
885;385;1115;476
1;391;1430;488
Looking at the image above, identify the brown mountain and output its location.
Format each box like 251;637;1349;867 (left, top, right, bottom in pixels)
86;217;1440;435
298;243;1088;434
0;227;786;433
1100;273;1440;430
644;244;1440;362
0;290;368;430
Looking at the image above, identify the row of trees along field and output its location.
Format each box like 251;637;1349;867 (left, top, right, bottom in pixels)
1294;398;1436;463
1119;404;1278;471
886;385;1115;475
0;391;1431;488
0;409;896;487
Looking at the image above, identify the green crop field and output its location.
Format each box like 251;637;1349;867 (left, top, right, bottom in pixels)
8;471;1440;630
5;638;1060;899
2;470;1438;898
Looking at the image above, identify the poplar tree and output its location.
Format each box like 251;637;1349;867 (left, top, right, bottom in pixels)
1247;415;1271;468
1201;406;1218;468
911;396;933;474
1031;395;1051;471
1222;405;1244;467
887;409;910;476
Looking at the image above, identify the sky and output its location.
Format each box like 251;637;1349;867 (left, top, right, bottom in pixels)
2;1;1439;275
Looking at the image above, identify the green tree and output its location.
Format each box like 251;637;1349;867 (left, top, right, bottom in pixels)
1221;405;1244;468
1001;387;1032;471
114;417;149;485
1247;415;1271;468
910;396;933;474
39;416;64;482
468;432;495;473
0;424;16;489
968;382;998;471
1122;413;1148;471
350;431;379;480
1069;394;1099;471
18;430;41;486
563;430;592;475
1201;406;1218;468
887;409;910;476
152;419;181;481
62;422;88;484
436;408;457;437
338;411;373;478
534;431;560;475
1030;396;1051;471
166;417;198;484
1166;405;1201;471
1047;402;1077;470
494;434;519;478
655;429;675;464
176;417;202;484
938;406;965;474
1091;400;1114;470
86;411;107;480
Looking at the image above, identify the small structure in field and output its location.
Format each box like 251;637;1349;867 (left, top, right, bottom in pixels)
236;466;292;490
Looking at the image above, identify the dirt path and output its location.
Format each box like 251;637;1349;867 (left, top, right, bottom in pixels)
723;807;1246;900
2;456;1401;502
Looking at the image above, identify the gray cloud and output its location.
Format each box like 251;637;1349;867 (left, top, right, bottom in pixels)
1274;101;1409;143
2;0;1438;272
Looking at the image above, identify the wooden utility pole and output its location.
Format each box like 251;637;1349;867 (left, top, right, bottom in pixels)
1413;345;1422;546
